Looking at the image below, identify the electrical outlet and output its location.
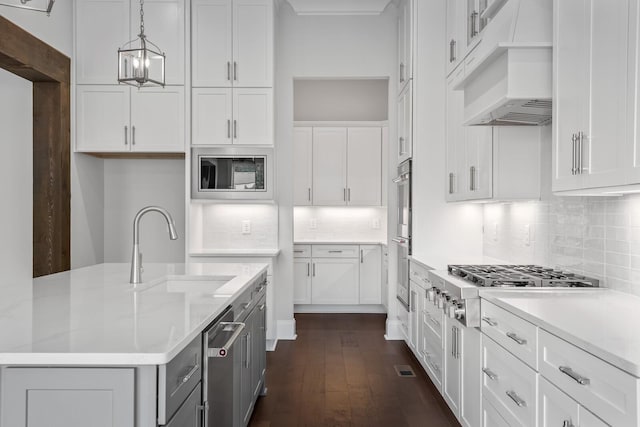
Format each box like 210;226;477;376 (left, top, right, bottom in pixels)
492;222;498;241
241;220;251;235
523;224;531;246
372;218;381;229
310;218;317;229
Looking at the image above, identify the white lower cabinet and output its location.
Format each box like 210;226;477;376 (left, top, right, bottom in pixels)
293;244;382;306
539;376;579;427
483;397;511;427
443;316;462;416
408;282;425;356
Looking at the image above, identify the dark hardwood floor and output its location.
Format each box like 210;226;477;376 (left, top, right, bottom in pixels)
249;313;461;427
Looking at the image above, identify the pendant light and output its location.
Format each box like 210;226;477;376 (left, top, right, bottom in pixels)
0;0;55;15
118;0;165;88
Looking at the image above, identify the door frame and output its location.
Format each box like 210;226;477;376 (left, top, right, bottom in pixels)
0;16;71;277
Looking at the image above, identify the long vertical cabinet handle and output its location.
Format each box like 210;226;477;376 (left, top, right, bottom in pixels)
399;137;405;156
571;133;577;175
348;188;351;202
400;62;405;83
456;327;461;358
578;131;584;174
132;125;136;145
233;62;238;81
451;327;455;357
469;166;476;191
360;249;364;264
233;120;237;139
449;39;455;63
449;173;455;194
227;61;231;81
308;188;311;201
227;120;231;139
307;263;310;277
124;126;128;145
245;332;251;368
312;263;316;277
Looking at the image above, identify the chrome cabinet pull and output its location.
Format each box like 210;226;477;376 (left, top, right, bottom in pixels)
471;11;479;37
227;119;231;138
578;131;584;174
180;361;200;384
360;249;364;263
132;125;136;145
343;188;347;201
559;366;590;385
245;332;251;368
482;367;498;381
227;61;231;81
449;39;456;62
233;120;237;139
207;322;245;357
400;62;405;83
482;316;497;327
571;133;577;175
506;390;526;407
307;262;310;276
449;173;454;194
294;250;303;253
563;420;575;427
308;188;311;201
328;250;343;253
470;166;476;191
124;125;128;145
399;137;405;156
233;61;238;81
451;327;455;357
259;303;265;311
456;327;460;358
312;263;316;277
506;332;527;346
348;188;351;202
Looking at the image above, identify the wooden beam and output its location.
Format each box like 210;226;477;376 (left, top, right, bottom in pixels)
33;82;70;277
0;16;70;83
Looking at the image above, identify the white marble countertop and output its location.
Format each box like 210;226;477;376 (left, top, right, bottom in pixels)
190;249;281;257
0;262;268;366
482;289;640;377
294;240;387;245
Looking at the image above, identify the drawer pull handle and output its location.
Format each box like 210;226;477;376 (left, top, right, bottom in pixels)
506;332;527;345
559;366;590;386
180;363;199;384
328;250;343;253
506;390;526;407
563;421;575;427
482;316;497;327
294;250;303;253
207;322;246;358
482;367;498;381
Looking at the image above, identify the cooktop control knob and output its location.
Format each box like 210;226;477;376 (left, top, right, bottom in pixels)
454;304;466;321
448;300;458;318
426;287;436;302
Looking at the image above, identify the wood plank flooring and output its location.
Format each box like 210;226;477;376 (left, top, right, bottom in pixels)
249;314;461;427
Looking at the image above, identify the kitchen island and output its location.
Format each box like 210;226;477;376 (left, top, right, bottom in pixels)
0;262;268;427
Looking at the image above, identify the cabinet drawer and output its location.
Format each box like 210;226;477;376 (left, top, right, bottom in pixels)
422;303;443;341
539;329;638;427
311;245;359;258
423;324;443;390
409;260;432;289
293;244;311;258
165;382;202;427
482;335;537;427
481;300;538;369
483;397;511;427
158;335;202;424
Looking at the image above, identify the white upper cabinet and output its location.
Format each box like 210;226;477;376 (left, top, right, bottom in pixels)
446;0;467;76
192;0;273;88
465;0;488;49
192;88;233;145
309;127;383;206
347;128;382;206
397;82;413;164
293;127;313;206
233;88;273;145
76;0;129;84
76;86;185;153
553;0;631;192
312;128;348;206
397;0;413;92
192;0;233;87
75;0;184;85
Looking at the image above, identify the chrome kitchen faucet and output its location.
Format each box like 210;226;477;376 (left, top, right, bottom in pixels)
130;206;178;284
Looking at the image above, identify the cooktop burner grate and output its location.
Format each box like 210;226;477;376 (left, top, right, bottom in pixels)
447;265;599;288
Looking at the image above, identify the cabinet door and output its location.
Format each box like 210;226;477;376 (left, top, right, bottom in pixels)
293;259;312;304
359;245;382;304
347;128;382;206
579;407;609;427
76;0;129;84
293;127;313;206
460;326;481;427
165;383;203;427
398;83;413;164
443;316;461;417
465;126;493;200
232;88;273;145
311;258;359;304
553;0;588;191
192;0;233;87
240;312;254;426
192;88;233;145
397;0;412;91
581;0;630;189
410;285;425;357
312;128;348;205
483;398;511;427
446;68;465;201
233;0;274;88
76;85;130;152
130;86;185;152
255;301;267;393
446;0;466;76
0;368;135;427
539;377;579;427
134;0;185;85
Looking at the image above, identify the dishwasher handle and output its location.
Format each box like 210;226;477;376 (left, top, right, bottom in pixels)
207;322;245;358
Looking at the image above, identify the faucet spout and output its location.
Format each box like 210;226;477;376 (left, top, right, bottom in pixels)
130;206;179;284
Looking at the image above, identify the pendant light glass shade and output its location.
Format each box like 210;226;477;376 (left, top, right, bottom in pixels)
117;0;165;88
0;0;55;15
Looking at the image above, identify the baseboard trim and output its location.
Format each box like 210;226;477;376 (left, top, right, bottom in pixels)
294;304;387;314
276;319;297;340
384;318;404;340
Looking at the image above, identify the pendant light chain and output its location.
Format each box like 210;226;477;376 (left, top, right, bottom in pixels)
139;0;145;38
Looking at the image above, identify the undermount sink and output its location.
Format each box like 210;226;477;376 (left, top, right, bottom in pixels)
137;275;237;294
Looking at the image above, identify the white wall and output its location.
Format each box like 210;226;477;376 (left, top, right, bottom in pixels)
275;2;397;338
410;0;484;271
0;4;105;275
103;159;185;262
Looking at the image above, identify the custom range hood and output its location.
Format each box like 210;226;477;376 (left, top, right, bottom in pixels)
455;0;552;126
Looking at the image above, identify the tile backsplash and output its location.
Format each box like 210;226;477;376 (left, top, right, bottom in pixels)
483;195;640;295
294;207;387;242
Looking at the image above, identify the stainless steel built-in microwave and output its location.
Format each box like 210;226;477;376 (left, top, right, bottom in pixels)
191;147;274;200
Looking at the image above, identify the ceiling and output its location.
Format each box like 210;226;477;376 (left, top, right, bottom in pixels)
285;0;394;15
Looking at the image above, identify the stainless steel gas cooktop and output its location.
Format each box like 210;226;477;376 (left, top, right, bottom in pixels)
447;265;600;288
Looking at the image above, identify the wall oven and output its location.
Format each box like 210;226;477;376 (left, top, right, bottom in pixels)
192;147;274;200
393;159;411;310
